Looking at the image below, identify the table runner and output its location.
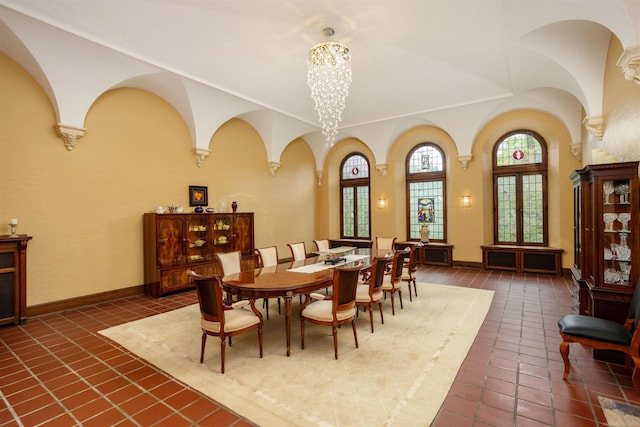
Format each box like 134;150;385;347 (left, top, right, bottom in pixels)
286;254;369;273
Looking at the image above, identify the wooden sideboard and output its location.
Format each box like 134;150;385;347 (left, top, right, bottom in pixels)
0;235;32;325
395;241;453;267
143;212;254;297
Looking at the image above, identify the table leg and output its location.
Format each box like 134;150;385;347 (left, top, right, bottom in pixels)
284;291;293;356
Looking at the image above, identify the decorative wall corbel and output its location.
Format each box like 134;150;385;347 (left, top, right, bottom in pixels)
375;164;387;178
570;142;582;162
457;155;472;170
316;170;323;186
268;161;281;176
56;124;86;151
617;45;640;85
192;148;210;167
582;115;604;140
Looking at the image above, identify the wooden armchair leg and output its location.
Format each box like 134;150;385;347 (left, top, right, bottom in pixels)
631;356;640;392
559;341;571;380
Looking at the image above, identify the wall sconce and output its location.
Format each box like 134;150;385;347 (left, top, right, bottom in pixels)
461;195;471;208
378;198;387;209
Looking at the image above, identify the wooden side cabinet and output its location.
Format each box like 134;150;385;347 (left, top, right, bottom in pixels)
143;212;255;297
0;235;32;326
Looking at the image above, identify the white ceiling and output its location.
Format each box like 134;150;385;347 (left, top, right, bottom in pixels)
0;0;638;160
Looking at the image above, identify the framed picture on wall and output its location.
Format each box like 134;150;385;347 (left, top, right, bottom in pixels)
189;186;208;206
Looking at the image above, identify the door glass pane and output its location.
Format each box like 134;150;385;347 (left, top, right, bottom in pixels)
343;187;354;237
522;174;544;243
356;186;369;238
497;176;517;243
408;180;444;240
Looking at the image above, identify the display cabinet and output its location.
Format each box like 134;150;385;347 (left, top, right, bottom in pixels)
570;161;639;360
0;235;32;325
143;212;254;297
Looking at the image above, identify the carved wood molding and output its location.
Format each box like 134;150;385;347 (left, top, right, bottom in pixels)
55;124;86;151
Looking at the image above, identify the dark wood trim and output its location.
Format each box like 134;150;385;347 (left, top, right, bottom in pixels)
26;284;145;317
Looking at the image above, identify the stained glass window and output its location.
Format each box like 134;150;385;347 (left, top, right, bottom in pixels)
406;143;446;241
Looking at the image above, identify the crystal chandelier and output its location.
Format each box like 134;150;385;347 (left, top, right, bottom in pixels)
307;28;351;145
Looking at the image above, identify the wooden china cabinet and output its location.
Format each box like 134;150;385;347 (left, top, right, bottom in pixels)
570;161;639;362
0;235;32;325
143;212;254;297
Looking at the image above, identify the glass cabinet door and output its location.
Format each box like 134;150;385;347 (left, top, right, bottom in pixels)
187;215;211;263
601;178;633;285
212;214;233;253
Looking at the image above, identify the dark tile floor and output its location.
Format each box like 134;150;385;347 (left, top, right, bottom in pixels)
1;266;637;426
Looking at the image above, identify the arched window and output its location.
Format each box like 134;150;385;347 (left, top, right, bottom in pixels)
340;153;371;239
406;143;446;241
493;130;548;245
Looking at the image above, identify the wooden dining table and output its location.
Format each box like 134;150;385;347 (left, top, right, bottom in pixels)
221;248;389;356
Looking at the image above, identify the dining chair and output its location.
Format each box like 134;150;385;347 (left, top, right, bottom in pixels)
356;256;389;333
300;265;362;359
188;270;263;374
376;237;396;251
313;239;330;252
287;242;307;261
255;246;280;318
401;244;421;301
215;251;242;277
558;278;640;392
382;249;408;315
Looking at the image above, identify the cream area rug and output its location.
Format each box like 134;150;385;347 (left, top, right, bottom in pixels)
599;397;640;427
100;283;493;427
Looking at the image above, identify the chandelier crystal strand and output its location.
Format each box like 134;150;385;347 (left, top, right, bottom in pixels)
307;39;351;146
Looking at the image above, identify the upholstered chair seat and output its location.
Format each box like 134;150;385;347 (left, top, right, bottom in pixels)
557;278;640;392
356;285;383;303
201;301;262;333
302;297;356;322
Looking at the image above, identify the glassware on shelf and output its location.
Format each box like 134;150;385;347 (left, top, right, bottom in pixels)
604;247;613;260
617;213;631;231
619;262;632;283
604;268;621;284
603;181;615;204
603;213;617;231
615;183;631;204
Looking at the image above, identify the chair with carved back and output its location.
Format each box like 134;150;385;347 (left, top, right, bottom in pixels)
401;243;422;301
216;251;242;277
288;242;307;261
382;249;408;315
313;239;330;252
255;246;280;318
356;256;389;333
376;237;396;251
300;265;362;359
558;278;640;392
188;270;263;374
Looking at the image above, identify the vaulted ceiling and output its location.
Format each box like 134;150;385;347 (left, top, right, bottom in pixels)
1;1;638;167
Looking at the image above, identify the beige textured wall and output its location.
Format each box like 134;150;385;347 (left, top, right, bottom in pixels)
0;53;317;306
